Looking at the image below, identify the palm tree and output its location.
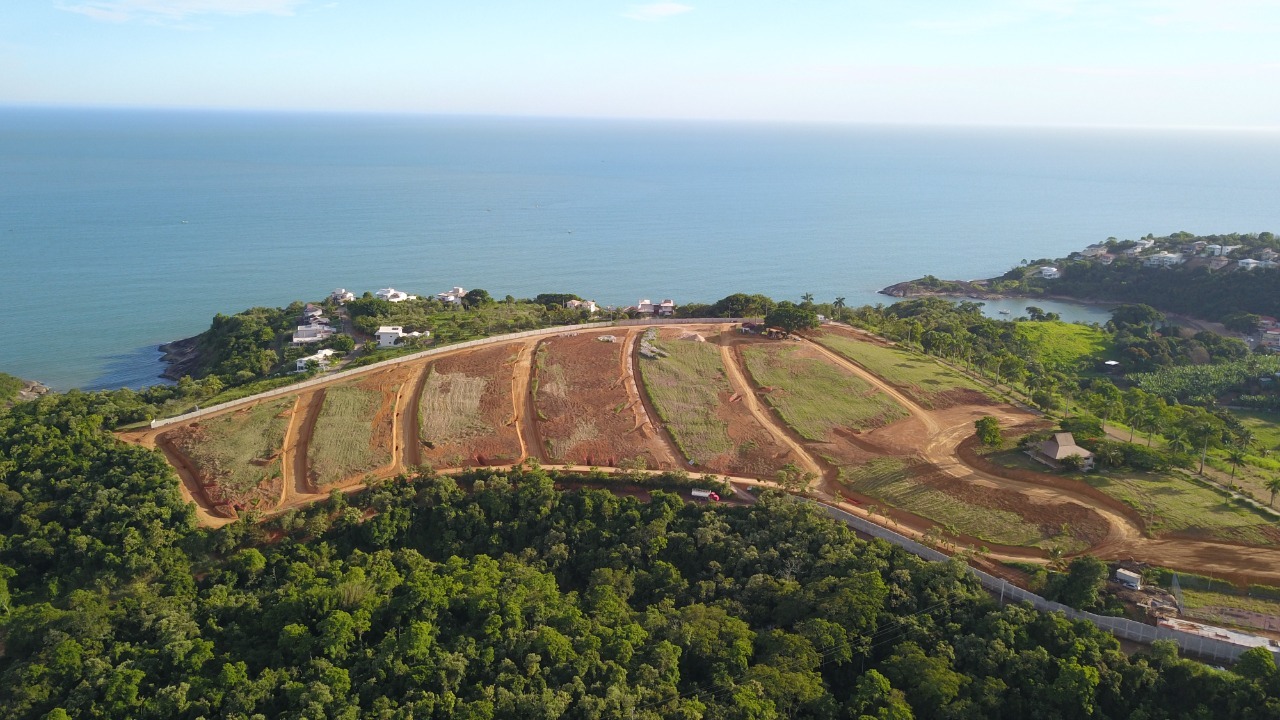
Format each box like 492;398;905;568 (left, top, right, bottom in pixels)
801;292;815;305
1166;428;1193;456
1226;447;1247;486
1267;476;1280;508
833;297;846;310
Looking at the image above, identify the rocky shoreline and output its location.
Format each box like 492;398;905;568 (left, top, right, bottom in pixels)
879;279;1006;299
158;335;204;381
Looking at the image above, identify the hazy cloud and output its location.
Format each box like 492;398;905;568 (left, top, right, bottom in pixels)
624;2;693;21
57;0;308;23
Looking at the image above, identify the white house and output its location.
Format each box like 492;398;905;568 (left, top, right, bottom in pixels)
330;288;355;303
1038;266;1061;279
291;323;335;345
295;348;337;373
658;299;676;316
566;299;599;313
376;326;405;348
1142;252;1185;268
375;288;417;303
1238;259;1279;271
436;287;466;305
636;298;677;316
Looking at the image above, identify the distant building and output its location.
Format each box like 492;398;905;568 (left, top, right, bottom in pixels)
1142;252;1185;268
565;299;599;313
1080;244;1108;258
330;288;355;303
1260;249;1279;262
1233;257;1274;269
1033;432;1095;470
1262;330;1280;351
436;286;466;305
295;348;337;373
375;288;416;303
1209;257;1231;271
376;326;427;348
302;303;324;320
377;326;405;348
291;323;335;345
1038;266;1061;279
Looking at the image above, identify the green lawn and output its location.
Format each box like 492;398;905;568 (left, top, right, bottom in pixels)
741;343;907;440
1181;588;1280;616
1236;410;1280;454
1014;320;1112;369
308;385;390;486
637;338;734;465
1084;470;1276;546
813;332;992;408
178;397;293;497
840;458;1075;550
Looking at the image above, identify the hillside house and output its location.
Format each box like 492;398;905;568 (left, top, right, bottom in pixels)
1033;432;1095;470
565;299;599;313
376;326;427;348
1262;330;1280;352
1080;244;1108;258
375;288;416;303
295;348;337;373
1038;266;1061;279
291;323;335;345
1209;257;1231;271
436;287;466;305
1143;252;1185;268
1260;249;1279;262
330;288;355;303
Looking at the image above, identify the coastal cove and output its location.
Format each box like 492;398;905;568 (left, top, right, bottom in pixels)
3;109;1279;389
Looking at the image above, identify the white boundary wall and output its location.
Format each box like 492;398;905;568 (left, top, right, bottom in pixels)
812;501;1280;666
151;318;755;429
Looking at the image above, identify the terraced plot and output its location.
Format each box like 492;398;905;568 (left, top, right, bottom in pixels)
165;396;293;512
1086;471;1279;546
814;330;993;409
841;458;1090;552
417;344;522;467
740;342;907;440
638;331;792;475
639;335;734;464
308;383;393;487
534;332;675;469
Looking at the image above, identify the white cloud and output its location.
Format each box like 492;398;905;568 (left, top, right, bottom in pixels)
57;0;308;23
624;2;693;21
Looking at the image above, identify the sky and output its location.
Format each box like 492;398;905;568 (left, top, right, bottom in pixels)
2;0;1279;128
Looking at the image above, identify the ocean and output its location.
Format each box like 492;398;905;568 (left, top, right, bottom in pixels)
3;108;1279;390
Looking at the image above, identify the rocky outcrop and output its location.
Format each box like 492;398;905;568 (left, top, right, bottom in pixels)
879;278;1002;299
159;335;205;381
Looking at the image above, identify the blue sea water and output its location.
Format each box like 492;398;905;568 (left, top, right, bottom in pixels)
3;108;1280;390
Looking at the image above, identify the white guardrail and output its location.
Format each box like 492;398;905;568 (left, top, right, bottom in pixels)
812;501;1280;666
150;317;757;429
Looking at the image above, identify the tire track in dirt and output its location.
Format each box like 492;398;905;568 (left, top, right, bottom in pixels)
718;336;827;487
397;363;430;473
511;341;547;463
283;389;326;505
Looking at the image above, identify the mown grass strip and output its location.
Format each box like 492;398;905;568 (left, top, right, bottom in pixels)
741;343;906;439
308;385;389;486
638;338;734;464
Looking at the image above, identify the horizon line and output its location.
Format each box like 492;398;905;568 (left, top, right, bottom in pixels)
2;101;1279;134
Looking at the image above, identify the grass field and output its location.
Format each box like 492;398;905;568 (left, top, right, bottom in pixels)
840;458;1071;550
419;368;491;445
638;338;735;465
180;397;293;497
1013;320;1112;368
1236;410;1280;455
1085;470;1276;546
1181;588;1280;616
308;386;390;486
741;344;907;440
813;333;991;408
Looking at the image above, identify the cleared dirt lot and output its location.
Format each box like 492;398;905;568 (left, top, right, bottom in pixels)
533;330;679;469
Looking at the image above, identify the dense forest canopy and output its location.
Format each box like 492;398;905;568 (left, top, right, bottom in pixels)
2;389;1280;718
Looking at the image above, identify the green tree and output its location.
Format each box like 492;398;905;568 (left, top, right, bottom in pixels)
975;416;1002;447
764;305;820;334
1266;476;1280;508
